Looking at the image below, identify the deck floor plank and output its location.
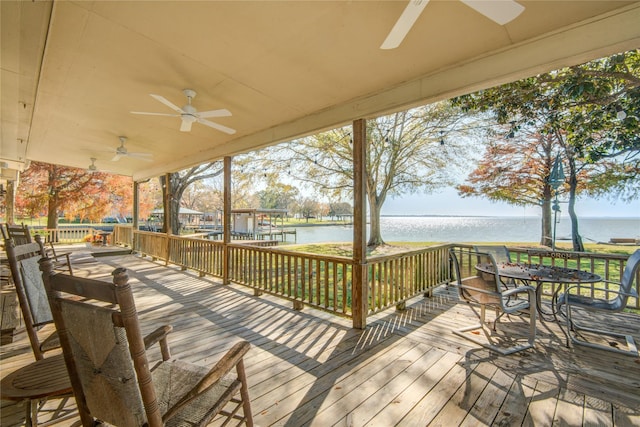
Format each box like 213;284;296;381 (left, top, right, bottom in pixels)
2;251;639;426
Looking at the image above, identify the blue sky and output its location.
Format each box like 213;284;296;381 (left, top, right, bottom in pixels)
381;187;640;217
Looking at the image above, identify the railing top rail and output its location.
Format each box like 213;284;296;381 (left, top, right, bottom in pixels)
368;243;451;263
227;242;352;263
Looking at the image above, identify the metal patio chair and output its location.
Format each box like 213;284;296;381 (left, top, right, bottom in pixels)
450;248;536;355
472;245;512;264
556;249;640;356
40;258;254;427
473;244;516;290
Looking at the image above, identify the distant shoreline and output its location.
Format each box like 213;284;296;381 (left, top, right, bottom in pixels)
379;214;640;219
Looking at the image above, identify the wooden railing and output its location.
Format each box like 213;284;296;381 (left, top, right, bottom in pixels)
112;225;133;247
367;244;450;313
228;244;353;316
168;235;225;277
125;230;638;319
135;230;169;260
509;247;640;310
32;227;97;243
129;229;451;318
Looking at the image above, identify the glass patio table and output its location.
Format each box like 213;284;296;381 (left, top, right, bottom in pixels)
475;262;602;320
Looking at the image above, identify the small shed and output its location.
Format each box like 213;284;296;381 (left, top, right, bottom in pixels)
232;208;288;235
150;207;203;227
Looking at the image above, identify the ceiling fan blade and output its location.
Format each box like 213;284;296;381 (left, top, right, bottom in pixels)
197;118;236;135
131;111;180;117
380;0;430;50
128;152;153;162
460;0;524;25
150;94;184;113
112;153;122;162
180;119;193;132
197;108;232;118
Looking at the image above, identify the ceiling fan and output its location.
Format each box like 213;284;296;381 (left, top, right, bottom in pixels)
87;157;99;172
381;0;525;50
112;136;153;162
87;157;116;174
131;89;236;134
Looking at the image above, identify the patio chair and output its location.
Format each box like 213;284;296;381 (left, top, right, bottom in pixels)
473;245;516;290
4;239;60;360
40;258;254;427
556;249;640;356
472;245;512;263
449;248;536;355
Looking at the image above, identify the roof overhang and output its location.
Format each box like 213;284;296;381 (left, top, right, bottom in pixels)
2;1;640;182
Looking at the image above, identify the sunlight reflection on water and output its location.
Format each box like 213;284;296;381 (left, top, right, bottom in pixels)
294;216;640;244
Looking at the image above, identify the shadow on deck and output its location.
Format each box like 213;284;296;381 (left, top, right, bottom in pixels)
1;251;639;426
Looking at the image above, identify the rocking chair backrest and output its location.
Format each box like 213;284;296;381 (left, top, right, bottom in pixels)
5;223;33;245
40;259;162;427
4;239;54;359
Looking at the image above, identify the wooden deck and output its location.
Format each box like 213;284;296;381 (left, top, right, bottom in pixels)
2;250;639;426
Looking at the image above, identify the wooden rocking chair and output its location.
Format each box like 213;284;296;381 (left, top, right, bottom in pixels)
4;239;60;360
3;223;73;274
40;258;254;427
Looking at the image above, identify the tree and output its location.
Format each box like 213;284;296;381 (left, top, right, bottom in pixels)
250;102;470;246
458;129;558;246
257;183;299;212
328;201;352;220
159;162;223;234
17;162;111;229
453;50;640;251
297;198;320;222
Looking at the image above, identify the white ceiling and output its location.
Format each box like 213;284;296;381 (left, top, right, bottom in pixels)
2;1;640;182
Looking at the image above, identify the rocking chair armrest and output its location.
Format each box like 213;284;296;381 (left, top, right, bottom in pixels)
143;325;173;360
54;251;73;258
162;340;251;423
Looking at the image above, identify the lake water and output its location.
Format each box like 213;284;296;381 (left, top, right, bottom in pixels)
292;216;640;244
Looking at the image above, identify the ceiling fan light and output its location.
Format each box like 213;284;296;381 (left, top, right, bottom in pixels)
181;114;197;123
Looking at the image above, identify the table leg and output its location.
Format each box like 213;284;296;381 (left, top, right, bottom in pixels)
27;398;37;427
534;281;559;321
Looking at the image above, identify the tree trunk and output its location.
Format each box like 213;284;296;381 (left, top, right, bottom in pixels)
47;194;59;232
565;156;584;252
159;174;184;235
568;178;584;252
367;195;384;247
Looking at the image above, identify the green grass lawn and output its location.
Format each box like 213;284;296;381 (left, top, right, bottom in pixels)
283;241;639;258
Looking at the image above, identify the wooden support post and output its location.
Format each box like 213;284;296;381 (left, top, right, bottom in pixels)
6;179;16;225
164;173;172;266
352;118;368;329
223;156;232;285
132;181;139;251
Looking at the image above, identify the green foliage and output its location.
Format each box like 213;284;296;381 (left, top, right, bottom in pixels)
245;101;475;246
452;49;640;249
